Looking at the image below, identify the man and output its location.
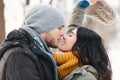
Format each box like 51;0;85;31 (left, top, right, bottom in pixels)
0;5;65;80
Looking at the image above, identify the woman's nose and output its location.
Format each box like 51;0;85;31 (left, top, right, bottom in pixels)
63;35;67;40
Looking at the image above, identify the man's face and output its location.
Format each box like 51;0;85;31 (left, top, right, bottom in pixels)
43;26;64;48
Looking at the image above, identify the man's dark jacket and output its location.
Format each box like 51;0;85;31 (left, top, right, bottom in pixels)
0;28;58;80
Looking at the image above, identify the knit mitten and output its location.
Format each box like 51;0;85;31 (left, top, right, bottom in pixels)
86;0;116;24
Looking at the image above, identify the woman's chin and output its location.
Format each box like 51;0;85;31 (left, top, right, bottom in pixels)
58;47;70;52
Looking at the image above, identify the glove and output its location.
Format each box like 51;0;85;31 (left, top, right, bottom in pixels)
76;0;90;9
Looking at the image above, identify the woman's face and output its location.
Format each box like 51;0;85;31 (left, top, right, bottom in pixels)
59;29;77;52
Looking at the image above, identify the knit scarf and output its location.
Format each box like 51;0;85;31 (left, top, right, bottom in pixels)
52;52;83;80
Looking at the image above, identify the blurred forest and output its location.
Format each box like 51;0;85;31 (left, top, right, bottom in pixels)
0;0;120;80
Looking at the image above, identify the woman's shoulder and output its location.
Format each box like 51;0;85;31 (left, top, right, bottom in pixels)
63;65;98;80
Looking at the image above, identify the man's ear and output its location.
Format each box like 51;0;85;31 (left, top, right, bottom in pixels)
40;33;47;40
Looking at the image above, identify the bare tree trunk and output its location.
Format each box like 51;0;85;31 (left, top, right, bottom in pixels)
40;0;42;3
73;0;78;3
0;0;5;43
49;0;53;5
26;0;30;5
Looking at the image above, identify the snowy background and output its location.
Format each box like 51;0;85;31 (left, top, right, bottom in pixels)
3;0;120;80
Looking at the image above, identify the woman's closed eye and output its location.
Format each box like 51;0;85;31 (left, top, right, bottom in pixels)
67;32;74;37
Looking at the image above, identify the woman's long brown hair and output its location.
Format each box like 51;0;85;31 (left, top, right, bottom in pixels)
72;26;112;80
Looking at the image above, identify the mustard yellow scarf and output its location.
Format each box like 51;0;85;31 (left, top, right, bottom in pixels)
52;52;83;80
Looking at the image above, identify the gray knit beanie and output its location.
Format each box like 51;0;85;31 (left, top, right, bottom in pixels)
23;4;65;33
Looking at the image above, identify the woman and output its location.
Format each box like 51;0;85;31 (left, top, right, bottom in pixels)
52;0;112;80
53;26;112;80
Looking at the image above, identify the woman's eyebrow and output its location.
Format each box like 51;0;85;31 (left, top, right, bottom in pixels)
67;31;74;34
66;32;73;36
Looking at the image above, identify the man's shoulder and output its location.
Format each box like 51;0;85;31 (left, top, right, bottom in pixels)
8;47;37;60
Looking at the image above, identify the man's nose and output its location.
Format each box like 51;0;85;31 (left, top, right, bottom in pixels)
60;31;64;36
60;28;65;36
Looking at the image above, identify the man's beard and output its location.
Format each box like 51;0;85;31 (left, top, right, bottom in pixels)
46;40;58;48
